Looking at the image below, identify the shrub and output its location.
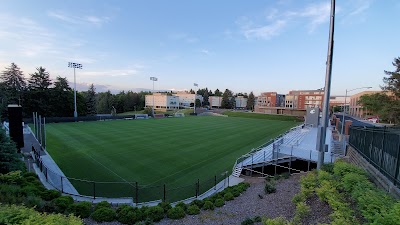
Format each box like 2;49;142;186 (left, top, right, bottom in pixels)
333;160;365;178
280;172;290;179
186;204;200;215
175;201;187;211
292;192;306;204
294;202;310;220
24;196;45;211
94;201;111;210
157;201;172;213
21;185;41;196
342;172;371;193
214;198;225;207
90;207;116;222
117;206;141;224
202;201;214;210
0;171;24;185
190;199;204;208
68;202;92;218
264;182;276;194
241;217;254;225
232;188;241;197
116;204;131;215
0;204;82;225
253;215;262;222
167;207;185;219
320;163;334;174
224;192;234;201
40;189;61;201
145;206;164;222
52;195;74;213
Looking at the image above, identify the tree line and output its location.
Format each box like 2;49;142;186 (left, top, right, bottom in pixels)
0;63;256;119
358;57;400;124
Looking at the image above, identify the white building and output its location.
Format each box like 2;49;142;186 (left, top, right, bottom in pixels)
209;96;223;108
173;92;203;108
235;96;247;109
145;93;179;111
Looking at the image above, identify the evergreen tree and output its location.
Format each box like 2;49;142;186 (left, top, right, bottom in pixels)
28;67;52;90
203;88;210;106
86;84;97;116
51;76;73;117
221;89;234;108
247;92;255;110
214;89;222;96
0;130;25;173
383;57;400;98
0;63;26;104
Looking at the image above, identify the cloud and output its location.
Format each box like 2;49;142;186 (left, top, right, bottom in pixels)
47;11;110;27
237;1;333;39
237;15;287;40
200;49;211;55
81;69;140;77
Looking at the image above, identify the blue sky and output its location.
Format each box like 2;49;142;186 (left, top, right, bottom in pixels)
0;0;399;95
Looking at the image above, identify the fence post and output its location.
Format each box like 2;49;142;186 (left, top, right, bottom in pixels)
93;182;96;199
289;146;293;174
45;167;48;182
379;127;386;173
227;175;229;187
251;154;254;177
308;150;311;171
163;184;166;202
135;182;138;205
60;177;63;193
214;176;216;190
262;151;265;175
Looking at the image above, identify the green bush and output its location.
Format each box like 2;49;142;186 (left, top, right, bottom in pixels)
145;206;164;222
333;160;366;178
186;204;200;215
52;195;74;213
202;201;214;210
157;201;172;213
241;217;254;225
214;198;225;207
293;202;310;223
190;199;204;208
90;207;116;222
0;204;82;225
24;196;45;210
342;172;371;193
40;189;61;201
21;185;42;197
375;202;400;225
167;207;185;219
94;201;111;210
174;201;187;211
264;182;276;194
320;163;334;174
224;192;234;201
0;171;24;185
292;192;306;205
280;172;290;179
232;188;241;197
253;215;262;222
68;202;92;218
117;205;141;224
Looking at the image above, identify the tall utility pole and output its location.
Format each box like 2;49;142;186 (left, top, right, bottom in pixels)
68;62;83;119
193;83;198;114
150;77;158;117
317;0;335;169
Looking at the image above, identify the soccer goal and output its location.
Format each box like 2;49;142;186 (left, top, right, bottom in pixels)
134;114;149;119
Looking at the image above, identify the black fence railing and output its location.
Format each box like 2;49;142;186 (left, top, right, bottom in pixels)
349;126;400;188
32;146;231;203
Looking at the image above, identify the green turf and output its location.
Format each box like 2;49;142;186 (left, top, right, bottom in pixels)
45;116;298;200
223;111;303;121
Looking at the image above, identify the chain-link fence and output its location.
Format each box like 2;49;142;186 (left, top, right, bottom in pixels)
349;126;400;188
32;146;232;203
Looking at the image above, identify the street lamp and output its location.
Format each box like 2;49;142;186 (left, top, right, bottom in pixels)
68;62;82;118
193;83;198;114
340;86;372;137
150;77;158;117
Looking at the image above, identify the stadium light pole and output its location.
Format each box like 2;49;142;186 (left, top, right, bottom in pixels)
68;62;82;119
194;83;198;114
150;77;158;117
317;0;335;170
340;87;372;138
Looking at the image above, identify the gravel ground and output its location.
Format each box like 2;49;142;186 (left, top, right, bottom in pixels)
157;174;301;225
83;173;333;225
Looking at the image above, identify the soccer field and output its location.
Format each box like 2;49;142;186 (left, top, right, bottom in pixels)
45;116;299;200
